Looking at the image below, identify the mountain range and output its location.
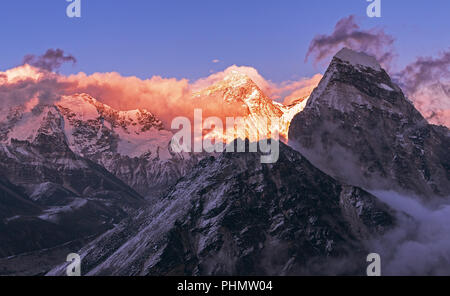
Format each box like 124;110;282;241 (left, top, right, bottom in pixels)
0;48;448;275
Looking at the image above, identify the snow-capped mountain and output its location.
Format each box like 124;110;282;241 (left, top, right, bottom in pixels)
0;103;141;204
277;96;310;139
3;48;448;276
0;103;145;271
289;48;450;198
0;94;199;197
47;140;394;276
57;94;169;160
194;71;306;142
55;94;198;197
0;73;309;197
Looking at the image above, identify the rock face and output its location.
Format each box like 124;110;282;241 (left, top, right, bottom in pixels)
289;48;450;198
48;141;394;276
0;174;40;220
0;104;143;207
0;104;144;259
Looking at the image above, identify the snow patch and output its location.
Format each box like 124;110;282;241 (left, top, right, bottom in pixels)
379;83;394;91
335;48;382;72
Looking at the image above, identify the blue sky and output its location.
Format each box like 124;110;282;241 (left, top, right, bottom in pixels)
0;0;449;82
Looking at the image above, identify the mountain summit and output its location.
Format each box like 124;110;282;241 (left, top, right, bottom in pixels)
334;47;382;72
195;71;284;141
195;70;308;141
289;48;450;198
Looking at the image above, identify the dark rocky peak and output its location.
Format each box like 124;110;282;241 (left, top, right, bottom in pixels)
307;48;424;123
289;48;450;198
47;140;395;276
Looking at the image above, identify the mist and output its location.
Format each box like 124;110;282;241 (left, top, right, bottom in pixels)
370;190;450;276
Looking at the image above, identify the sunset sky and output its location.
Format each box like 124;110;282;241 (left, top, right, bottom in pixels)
1;0;449;82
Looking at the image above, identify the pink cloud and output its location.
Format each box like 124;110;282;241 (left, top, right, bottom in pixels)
0;62;321;128
396;49;450;128
278;74;323;105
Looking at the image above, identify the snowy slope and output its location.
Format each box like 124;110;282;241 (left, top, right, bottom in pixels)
47;141;395;276
194;71;304;142
334;48;382;71
57;94;173;160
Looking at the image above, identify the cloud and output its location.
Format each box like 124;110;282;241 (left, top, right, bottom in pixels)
63;66;320;125
62;71;205;126
371;191;450;275
280;74;323;105
0;65;249;126
0;69;73;110
397;49;450;94
212;59;220;64
408;82;450;128
305;15;395;70
22;49;77;72
1;51;321;127
396;49;450;127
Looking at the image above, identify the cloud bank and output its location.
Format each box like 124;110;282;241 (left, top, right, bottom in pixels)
0;65;72;109
3;41;448;131
1;52;321;127
371;191;450;275
305;15;395;70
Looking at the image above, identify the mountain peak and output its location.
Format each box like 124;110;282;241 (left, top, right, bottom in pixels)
306;48;406;113
334;48;382;72
223;70;253;87
195;70;263;102
193;70;289;141
58;93;164;129
289;48;449;198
